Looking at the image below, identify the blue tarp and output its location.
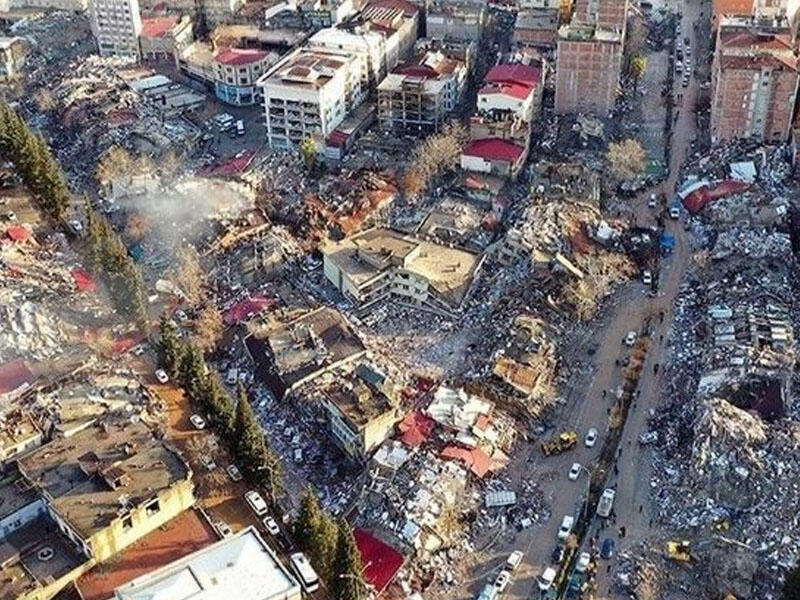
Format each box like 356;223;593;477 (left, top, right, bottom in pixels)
660;232;676;252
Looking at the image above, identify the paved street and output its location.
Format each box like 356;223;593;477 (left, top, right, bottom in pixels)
461;1;710;598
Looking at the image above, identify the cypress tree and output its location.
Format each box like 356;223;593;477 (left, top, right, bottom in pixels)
159;317;182;379
332;520;367;600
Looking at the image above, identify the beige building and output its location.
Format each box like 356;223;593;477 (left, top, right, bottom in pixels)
0;36;26;81
139;14;193;61
89;0;143;59
0;409;43;467
322;228;483;315
318;363;401;461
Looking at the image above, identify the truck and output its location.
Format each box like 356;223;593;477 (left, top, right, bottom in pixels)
596;488;616;518
540;430;578;456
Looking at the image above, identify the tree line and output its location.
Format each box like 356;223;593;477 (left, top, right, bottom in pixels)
159;317;283;506
0;99;149;329
294;488;368;600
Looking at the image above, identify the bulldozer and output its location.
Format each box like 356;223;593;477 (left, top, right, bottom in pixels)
666;540;692;562
540;430;578;456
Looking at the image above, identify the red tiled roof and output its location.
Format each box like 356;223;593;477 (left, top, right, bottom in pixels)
0;358;35;396
223;295;276;325
354;529;404;593
396;65;439;79
6;225;30;242
199;148;257;177
140;15;178;38
441;446;491;478
486;64;541;86
720;30;795;51
720;53;799;72
397;410;435;447
76;510;218;600
479;81;534;100
713;0;754;18
215;47;269;66
462;138;524;163
71;268;95;293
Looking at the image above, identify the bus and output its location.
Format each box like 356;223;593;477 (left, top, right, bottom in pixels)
289;552;319;593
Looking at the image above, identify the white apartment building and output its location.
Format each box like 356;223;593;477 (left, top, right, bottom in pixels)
257;46;364;151
309;26;388;89
89;0;143;60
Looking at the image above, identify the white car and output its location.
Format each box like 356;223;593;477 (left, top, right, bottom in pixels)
263;516;280;536
505;550;523;571
568;462;582;481
576;551;591;573
624;331;637;346
538;567;557;591
585;428;598;448
154;369;169;384
493;570;511;593
557;515;574;540
669;205;681;219
647;194;657;208
245;490;268;516
293;448;303;464
226;464;243;482
189;414;206;430
642;270;652;286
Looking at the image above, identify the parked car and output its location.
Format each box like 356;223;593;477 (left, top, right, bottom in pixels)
576;552;591;573
669;205;681;219
245;490;268;516
538;567;557;591
189;414;206;430
601;538;616;559
568;462;582;481
263;516;280;536
584;428;598;448
154;369;169;384
505;550;523;571
200;455;216;471
226;464;243;481
493;570;511;593
647;193;657;208
214;520;232;538
551;544;566;564
558;515;575;540
625;331;637;346
642;270;652;286
294;448;303;463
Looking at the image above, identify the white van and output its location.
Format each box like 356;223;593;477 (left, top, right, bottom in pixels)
236;120;245;136
290;552;320;593
557;515;574;540
244;490;268;516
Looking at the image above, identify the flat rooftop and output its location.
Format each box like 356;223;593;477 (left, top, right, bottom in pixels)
265;307;366;386
259;47;353;91
17;419;189;540
323;228;481;306
114;527;301;600
0;468;41;521
76;509;219;600
0;410;41;455
323;364;394;427
0;516;86;600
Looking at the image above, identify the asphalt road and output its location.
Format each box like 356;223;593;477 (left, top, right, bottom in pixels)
461;0;709;598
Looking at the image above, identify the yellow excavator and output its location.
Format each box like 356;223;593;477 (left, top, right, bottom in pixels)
666;540;691;562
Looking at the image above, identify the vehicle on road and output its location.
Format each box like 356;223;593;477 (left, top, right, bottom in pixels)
294;448;303;463
505;550;523;571
558;515;574;540
263;516;280;536
290;552;320;593
235;120;245;136
551;544;565;564
567;572;588;597
642;270;652;286
624;331;637;346
584;428;598;448
154;369;169;383
538;567;557;591
647;193;657;208
493;570;511;593
540;430;578;456
568;462;582;481
575;551;591;573
601;538;615;559
596;488;616;518
669;205;681;219
245;490;268;516
189;414;206;430
213;520;232;538
226;464;243;481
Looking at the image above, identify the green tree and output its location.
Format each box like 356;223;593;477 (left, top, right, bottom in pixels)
179;343;207;403
293;488;337;585
203;372;235;435
294;488;323;552
783;560;800;600
332;519;367;600
159;317;182;379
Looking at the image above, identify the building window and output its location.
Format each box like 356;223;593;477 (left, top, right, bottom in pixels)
145;499;161;516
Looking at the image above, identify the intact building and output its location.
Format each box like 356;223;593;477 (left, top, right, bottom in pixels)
711;15;800;143
322;227;483;315
514;8;560;48
214;47;275;105
554;22;624;116
89;0;143;59
258;46;364;150
139;15;193;61
426;0;487;41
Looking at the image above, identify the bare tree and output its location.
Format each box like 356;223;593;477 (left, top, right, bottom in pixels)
405;121;469;202
606;139;647;182
172;246;206;306
193;305;224;352
96;145;136;185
